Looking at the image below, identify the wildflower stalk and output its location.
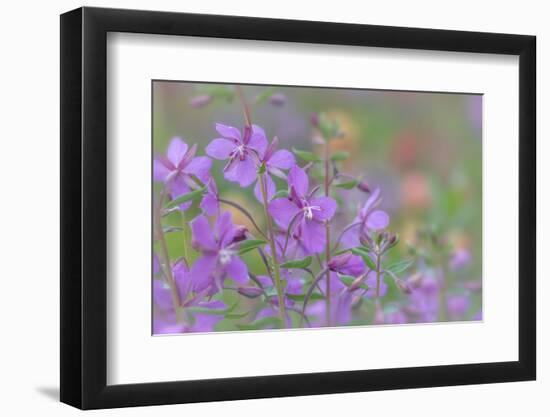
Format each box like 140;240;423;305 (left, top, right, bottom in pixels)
324;140;332;326
374;249;382;323
258;171;287;326
180;211;189;265
235;85;252;127
155;190;182;321
438;254;449;321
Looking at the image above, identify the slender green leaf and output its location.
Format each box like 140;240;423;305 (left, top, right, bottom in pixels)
271;189;289;199
186;302;238;316
287;293;324;302
334;179;359;189
236;316;282;330
280;256;313;269
238;239;267;255
386;258;415;275
292;147;322;163
164;187;206;209
225;311;252;320
330;151;350;162
351;247;377;270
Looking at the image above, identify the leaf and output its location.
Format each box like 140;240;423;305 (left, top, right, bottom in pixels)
386;258;415;275
334;179;359;189
225;311;252;320
280;256;313;269
330;151;350;162
292;147;322;163
254;87;276;105
236;316;282;330
186;302;238;316
351;247;377;270
238;239;267;255
287;293;324;302
271;189;289;199
338;274;369;290
164;187;206;209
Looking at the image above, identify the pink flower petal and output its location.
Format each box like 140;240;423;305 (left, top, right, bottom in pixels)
288;165;309;197
225;256;249;284
190;215;217;252
224;157;257;187
166;137;189;166
153;158;172;182
310;196;337;221
215;123;241;141
268;149;295;170
206;138;235;160
184;156;212;182
299;219;325;254
268;198;300;229
365;210;389;230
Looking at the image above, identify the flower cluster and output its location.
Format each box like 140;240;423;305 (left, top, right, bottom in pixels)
152;93;479;334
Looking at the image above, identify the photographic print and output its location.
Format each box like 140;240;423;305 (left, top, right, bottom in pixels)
152;81;482;335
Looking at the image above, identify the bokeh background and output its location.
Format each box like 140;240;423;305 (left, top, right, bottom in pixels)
153;81;482;330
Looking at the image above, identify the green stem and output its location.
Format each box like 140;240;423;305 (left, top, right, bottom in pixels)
374;250;382;324
155;190;182;321
180;211;189;265
258;172;287;327
324;140;332;326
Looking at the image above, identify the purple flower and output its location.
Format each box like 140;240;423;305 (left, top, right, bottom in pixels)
328;252;366;277
446;294;470;320
404;274;440;322
188;212;249;294
269;165;337;254
153;260;191;311
253;136;295;201
199;178;220;216
449;248;472;271
154;137;212;210
190;94;212;108
341;188;390;249
206;123;268;187
153;299;226;334
306;278;353;327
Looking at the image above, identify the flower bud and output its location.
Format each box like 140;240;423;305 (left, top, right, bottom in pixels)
231;225;248;243
359;232;373;248
269;93;287;106
310;112;320;127
357;180;371;193
327;252;353;271
407;272;423;289
237;286;263;298
395;278;412;294
189;94;212;108
349;275;366;292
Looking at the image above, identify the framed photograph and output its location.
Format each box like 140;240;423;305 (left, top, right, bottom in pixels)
60;6;536;409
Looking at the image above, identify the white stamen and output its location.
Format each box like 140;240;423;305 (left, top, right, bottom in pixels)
219;249;235;265
303;205;321;220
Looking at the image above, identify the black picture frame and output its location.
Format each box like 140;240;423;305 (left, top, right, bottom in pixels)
60;6;536;410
